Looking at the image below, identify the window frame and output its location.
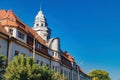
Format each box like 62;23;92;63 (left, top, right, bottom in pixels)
18;31;25;40
9;29;13;35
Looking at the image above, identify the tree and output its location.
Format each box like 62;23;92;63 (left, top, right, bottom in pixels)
4;54;67;80
39;65;54;80
0;54;6;80
88;70;111;80
4;54;41;80
52;72;67;80
39;65;67;80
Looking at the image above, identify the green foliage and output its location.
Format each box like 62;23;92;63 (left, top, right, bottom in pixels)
4;54;67;80
88;70;111;80
39;65;54;80
4;54;41;80
39;65;67;80
52;72;67;80
0;54;6;80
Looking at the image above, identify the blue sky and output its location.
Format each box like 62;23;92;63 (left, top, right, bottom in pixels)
1;0;120;80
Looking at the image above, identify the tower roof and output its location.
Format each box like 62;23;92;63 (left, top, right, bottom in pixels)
34;9;48;26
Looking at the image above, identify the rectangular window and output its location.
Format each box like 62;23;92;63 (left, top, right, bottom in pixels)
40;61;43;66
36;42;41;49
54;52;58;57
18;31;25;40
36;60;39;64
61;69;63;74
9;29;13;35
14;50;19;56
69;72;71;80
53;66;54;70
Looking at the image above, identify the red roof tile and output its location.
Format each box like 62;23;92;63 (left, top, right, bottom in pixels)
0;25;10;36
62;51;74;62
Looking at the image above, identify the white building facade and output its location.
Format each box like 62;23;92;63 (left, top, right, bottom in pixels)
0;9;90;80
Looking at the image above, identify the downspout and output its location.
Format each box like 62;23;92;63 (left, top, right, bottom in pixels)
50;56;52;68
6;36;11;66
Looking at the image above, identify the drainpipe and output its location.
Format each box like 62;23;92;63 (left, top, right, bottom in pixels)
6;36;11;66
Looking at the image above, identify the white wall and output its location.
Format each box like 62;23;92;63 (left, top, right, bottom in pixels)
51;60;60;72
35;53;50;66
0;38;8;57
9;41;32;61
72;70;78;80
61;65;71;80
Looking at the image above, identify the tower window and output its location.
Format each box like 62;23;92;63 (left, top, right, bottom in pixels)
41;23;43;26
36;24;39;27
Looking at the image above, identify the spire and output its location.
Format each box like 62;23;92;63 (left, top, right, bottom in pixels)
34;8;48;27
40;3;42;11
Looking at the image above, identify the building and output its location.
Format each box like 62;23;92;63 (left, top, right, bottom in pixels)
0;9;90;80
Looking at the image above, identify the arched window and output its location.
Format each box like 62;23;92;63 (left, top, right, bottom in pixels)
36;24;39;27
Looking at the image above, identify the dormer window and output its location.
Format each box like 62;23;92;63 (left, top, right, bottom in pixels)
36;41;41;49
18;31;25;40
9;29;13;35
54;52;58;57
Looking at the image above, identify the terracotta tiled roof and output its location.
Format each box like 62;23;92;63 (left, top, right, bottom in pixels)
0;9;45;45
0;10;7;20
0;24;10;36
61;54;71;67
63;51;74;62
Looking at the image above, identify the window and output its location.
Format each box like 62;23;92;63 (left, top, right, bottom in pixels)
69;72;71;80
36;42;41;49
54;52;58;57
36;24;39;27
27;35;33;45
40;61;43;66
41;23;43;26
52;51;54;56
9;29;13;35
61;69;63;74
18;31;25;40
36;60;39;64
53;66;54;70
14;50;19;56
